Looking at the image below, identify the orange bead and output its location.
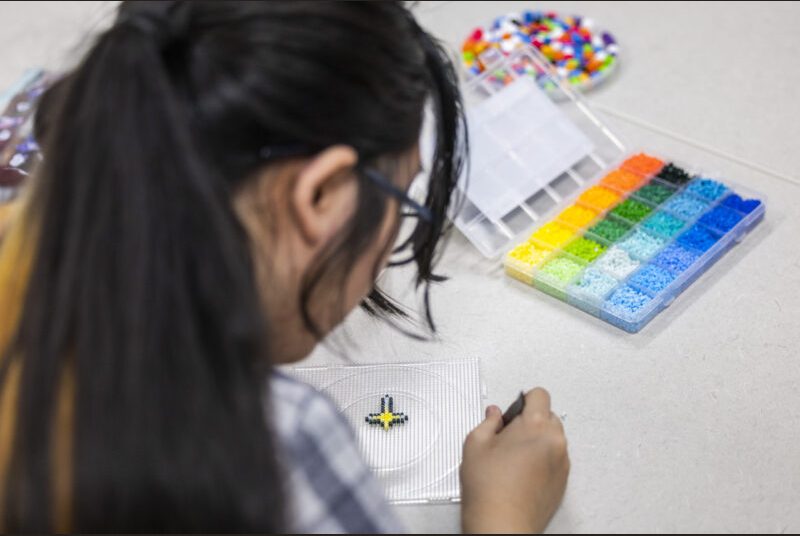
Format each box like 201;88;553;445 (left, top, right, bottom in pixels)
600;169;646;192
578;186;621;210
556;204;599;228
620;153;665;177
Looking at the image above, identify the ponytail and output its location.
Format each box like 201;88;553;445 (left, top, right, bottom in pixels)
4;2;284;531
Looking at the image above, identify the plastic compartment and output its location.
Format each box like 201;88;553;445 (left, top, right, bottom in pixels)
454;45;626;258
533;252;587;300
285;359;483;504
503;153;766;332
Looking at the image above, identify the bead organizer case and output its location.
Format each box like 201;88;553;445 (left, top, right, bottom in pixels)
286;359;482;504
454;45;766;332
504;153;765;332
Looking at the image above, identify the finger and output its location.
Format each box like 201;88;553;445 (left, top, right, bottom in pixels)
523;387;551;417
485;404;502;421
549;411;565;432
468;405;504;442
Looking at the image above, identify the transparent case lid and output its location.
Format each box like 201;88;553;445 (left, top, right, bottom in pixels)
286;359;483;504
454;45;626;258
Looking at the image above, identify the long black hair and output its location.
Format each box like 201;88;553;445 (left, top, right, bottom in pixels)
1;0;465;532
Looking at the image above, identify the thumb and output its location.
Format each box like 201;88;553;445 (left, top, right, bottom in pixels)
469;405;504;442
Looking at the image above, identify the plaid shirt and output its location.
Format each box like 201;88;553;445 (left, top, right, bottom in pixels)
269;371;404;534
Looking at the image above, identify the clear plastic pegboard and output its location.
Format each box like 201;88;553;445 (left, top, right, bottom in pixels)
286;359;483;504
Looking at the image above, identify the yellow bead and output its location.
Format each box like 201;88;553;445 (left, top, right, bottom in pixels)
556;204;599;228
531;222;576;248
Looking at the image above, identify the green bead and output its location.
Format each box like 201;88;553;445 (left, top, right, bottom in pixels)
634;183;675;205
539;256;585;283
589;218;631;242
611;199;653;223
564;237;607;262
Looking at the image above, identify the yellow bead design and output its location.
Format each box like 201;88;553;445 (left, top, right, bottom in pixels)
365;394;408;431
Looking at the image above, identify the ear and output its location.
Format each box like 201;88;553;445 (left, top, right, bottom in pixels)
290;145;359;246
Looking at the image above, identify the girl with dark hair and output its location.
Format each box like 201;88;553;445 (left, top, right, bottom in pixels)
0;1;569;532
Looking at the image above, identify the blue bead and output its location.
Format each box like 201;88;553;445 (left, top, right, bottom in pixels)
662;194;710;219
721;194;761;214
628;264;675;296
641;211;687;238
652;243;699;274
616;229;666;261
676;224;720;252
685;178;729;201
604;285;653;319
570;268;618;299
698;206;743;233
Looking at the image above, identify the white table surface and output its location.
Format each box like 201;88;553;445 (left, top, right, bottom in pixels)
2;1;798;533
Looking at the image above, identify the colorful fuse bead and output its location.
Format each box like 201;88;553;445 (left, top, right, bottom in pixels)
698;205;744;233
460;11;619;92
563;236;607;261
569;268;618;300
500;153;765;332
641;211;687;238
577;186;620;210
633;182;675;205
604;285;652;319
616;229;665;261
620;153;664;177
611;199;652;223
538;255;585;284
628;264;675;296
594;246;640;279
721;194;761;214
656;163;691;186
600;169;644;192
676;224;720;252
531;222;575;248
556;204;599;227
651;243;699;274
661;194;710;219
507;240;553;268
685;178;729;201
588;217;631;242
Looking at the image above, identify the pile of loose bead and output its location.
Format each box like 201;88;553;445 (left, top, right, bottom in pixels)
604;285;652;318
641;212;687;238
628;265;675;296
461;11;619;92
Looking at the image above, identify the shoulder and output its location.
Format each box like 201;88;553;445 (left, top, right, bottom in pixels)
267;370;403;534
268;369;367;488
269;369;348;439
